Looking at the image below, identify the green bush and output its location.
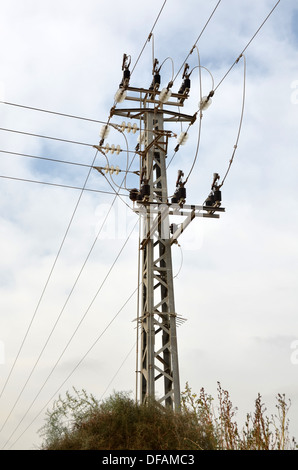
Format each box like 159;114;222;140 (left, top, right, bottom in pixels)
38;384;297;450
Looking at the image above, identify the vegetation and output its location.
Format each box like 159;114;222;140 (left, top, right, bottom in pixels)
38;383;297;450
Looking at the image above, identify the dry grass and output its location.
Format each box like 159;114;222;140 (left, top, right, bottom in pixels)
38;384;297;451
181;382;297;450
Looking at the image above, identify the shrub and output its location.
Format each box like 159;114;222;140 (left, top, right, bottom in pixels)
38;383;297;450
39;388;215;450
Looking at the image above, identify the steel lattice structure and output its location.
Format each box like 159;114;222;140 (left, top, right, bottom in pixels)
111;80;224;410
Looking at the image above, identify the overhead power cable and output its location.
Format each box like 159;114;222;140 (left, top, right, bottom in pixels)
173;0;222;83
0;153;137;441
130;0;168;75
214;0;281;92
219;54;247;188
4;234;139;450
0;148;100;402
0;100;106;125
0;174;128;197
0;149;93;168
99;342;136;402
0;148;137;171
0;127;94;148
184;46;203;184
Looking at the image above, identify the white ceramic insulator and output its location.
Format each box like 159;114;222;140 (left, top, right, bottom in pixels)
116;145;121;155
178;132;188;145
159;88;172;103
126;122;132;133
100;125;110;139
200;96;212;110
114;88;127;103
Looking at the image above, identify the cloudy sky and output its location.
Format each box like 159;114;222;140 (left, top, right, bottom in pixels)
0;0;297;450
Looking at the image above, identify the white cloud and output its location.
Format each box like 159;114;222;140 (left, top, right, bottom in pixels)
0;0;297;450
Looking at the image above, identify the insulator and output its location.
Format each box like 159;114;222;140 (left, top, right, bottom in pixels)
109;165;115;174
177;186;186;201
140;183;150;198
172;186;186;204
154;73;161;87
105;165;109;174
104;143;110;153
100;124;110;140
213;189;221;203
200;96;212;111
132;123;138;134
178;77;191;94
126;122;132;133
114;88;127;103
212;173;220;188
184;77;191;90
150;73;161;91
177;132;188;145
204;192;215;206
121;121;126;132
159;88;172;104
115;166;120;175
116;145;121;155
110;144;115;154
122;68;130;86
129;188;139;201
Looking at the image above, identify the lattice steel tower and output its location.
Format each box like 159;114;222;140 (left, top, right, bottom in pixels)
107;56;224;410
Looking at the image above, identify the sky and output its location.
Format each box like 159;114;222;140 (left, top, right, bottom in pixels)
0;0;297;450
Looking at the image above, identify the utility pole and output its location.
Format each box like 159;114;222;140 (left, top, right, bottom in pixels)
96;54;225;411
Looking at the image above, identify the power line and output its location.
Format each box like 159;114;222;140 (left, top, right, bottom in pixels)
219;55;247;188
0;149;94;168
173;0;222;83
4;225;139;450
184;46;203;184
170;1;280;182
0;127;94;148
99;342;136;402
0;0;281;448
0;122;137;409
0;100;146;154
0;155;137;441
214;0;281;92
130;0;168;75
7;286;138;449
0;174;128;197
0;100;106;125
0;147;137;172
0;149;100;402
